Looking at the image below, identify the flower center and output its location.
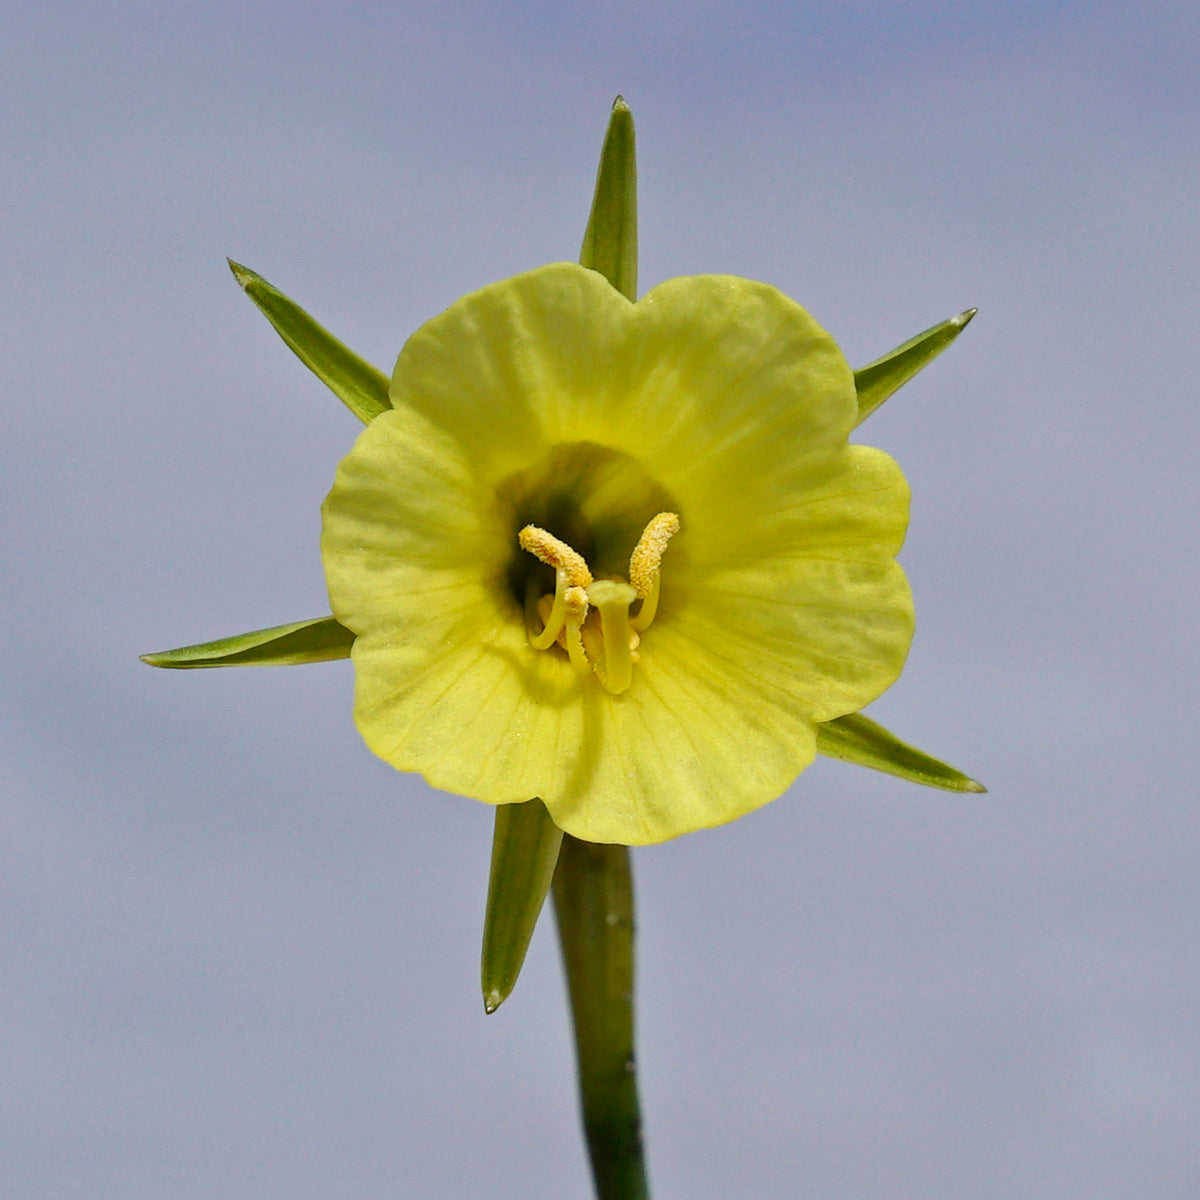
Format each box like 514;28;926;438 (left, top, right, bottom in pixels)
518;513;680;695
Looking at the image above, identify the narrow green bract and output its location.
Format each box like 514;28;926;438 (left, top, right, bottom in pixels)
141;616;353;668
853;308;977;426
481;799;563;1013
579;96;638;302
229;259;391;425
816;711;986;792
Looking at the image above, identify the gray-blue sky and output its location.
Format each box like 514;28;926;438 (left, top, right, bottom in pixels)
3;3;1198;1197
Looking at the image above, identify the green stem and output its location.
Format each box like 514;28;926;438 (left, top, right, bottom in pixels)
552;836;649;1200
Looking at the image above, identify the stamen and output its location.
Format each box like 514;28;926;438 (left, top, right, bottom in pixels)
629;512;679;631
527;568;569;649
517;514;679;692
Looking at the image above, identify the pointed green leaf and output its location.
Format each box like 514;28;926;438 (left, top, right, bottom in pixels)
141;616;354;669
853;308;977;427
817;712;986;793
481;798;563;1013
579;96;638;301
228;259;391;425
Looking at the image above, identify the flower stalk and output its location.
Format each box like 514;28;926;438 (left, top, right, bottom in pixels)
553;835;648;1200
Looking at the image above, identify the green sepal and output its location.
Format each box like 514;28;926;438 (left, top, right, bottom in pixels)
481;798;563;1014
227;259;391;425
141;616;354;669
579;96;638;302
853;308;976;427
817;711;986;793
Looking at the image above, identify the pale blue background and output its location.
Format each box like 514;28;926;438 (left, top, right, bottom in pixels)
4;3;1198;1197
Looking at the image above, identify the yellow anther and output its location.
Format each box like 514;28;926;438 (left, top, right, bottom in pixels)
629;512;679;597
629;512;679;632
518;525;593;588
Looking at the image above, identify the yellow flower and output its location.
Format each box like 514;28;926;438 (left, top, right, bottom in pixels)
320;261;912;845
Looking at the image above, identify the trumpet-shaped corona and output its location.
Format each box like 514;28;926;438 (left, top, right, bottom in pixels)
321;263;914;844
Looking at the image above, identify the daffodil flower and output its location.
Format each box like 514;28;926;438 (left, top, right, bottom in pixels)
320;263;913;844
143;98;981;851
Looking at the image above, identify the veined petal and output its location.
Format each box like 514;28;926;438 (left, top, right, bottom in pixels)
387;265;854;491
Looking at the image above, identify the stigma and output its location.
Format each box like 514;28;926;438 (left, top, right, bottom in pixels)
518;512;679;695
